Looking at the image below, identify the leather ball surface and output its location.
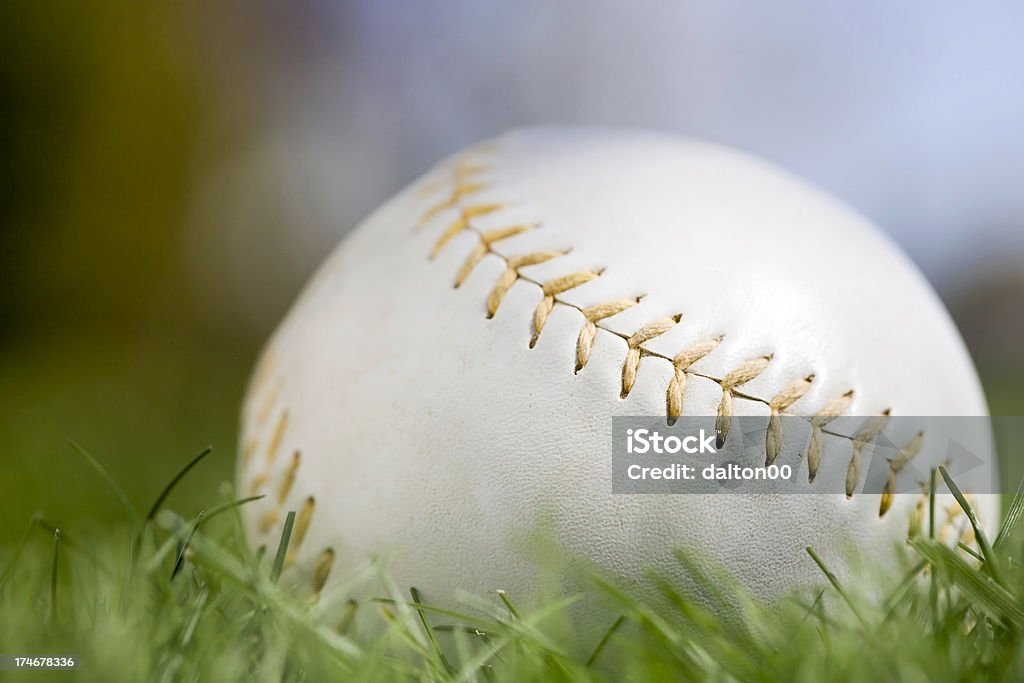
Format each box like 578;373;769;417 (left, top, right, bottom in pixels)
237;128;996;612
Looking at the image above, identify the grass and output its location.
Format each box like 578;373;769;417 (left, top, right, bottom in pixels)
2;449;1024;682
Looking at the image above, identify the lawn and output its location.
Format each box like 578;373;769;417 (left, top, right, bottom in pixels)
2;444;1023;682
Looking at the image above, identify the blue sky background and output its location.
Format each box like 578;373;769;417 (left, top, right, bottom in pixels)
210;0;1021;306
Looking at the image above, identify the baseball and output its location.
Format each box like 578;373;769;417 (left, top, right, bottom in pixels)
237;127;997;615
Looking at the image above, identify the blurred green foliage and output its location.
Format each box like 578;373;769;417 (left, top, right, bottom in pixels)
0;1;260;542
1;1;200;333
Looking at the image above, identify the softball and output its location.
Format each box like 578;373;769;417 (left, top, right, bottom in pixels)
238;127;996;613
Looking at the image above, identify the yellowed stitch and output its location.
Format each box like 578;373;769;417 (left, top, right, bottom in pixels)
249;471;269;496
665;337;723;424
418;177;448;198
627;315;682;347
463;202;506;219
716;391;735;448
765;416;783;467
420;181;488;225
765;374;814;465
575;298;642;373
277;450;301;503
452;224;540;286
721;355;773;390
620;347;643;398
419;193;456;227
293;497;315;549
620;315;682;398
530;269;604;346
432;217;472;258
938;503;964;544
856;411;892;443
258;507;279;534
541;270;601;297
265;411;290;465
419;158;489;199
454;242;488;288
807;424;824;482
909;495;926;538
454;161;490;179
582;298;643;323
892;431;924;473
878;431;923;516
812;390;855;426
531;296;555;348
248;347;278;398
931;496;975;546
286;496;316;568
242;437;259;468
576;321;599;372
665;372;686;424
256;377;284;426
845;411;891;497
482;224;535;244
879;470;898;517
454;225;539;287
805;390;854;482
507;250;564;270
715;355;773;447
880;477;898;518
769;375;815;412
844;447;862;499
249;410;290;498
312;548;336;594
486;268;519;317
431;203;505;258
673;337;723;371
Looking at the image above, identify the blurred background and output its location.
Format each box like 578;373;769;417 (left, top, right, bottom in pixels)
1;0;1021;542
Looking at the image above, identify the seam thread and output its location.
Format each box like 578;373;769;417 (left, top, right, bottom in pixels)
239;144;955;593
422;152;922;511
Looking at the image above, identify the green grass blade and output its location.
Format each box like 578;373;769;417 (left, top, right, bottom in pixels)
337;599;358;635
496;589;520;620
806;546;868;628
586;615;624;668
204;494;265;523
34;517;115;577
370;598;503;633
939;466;1006;587
450;594;582;683
172;511;205;579
911;538;1024;629
144;446;213;523
49;527;61;623
67;440;140;523
958;542;985;562
148;494;265;573
410;586;456;675
882;560;928;619
929;467;937;539
994;474;1024;552
270;511;295;584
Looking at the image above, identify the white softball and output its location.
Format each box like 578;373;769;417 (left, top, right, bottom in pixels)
238;128;996;614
